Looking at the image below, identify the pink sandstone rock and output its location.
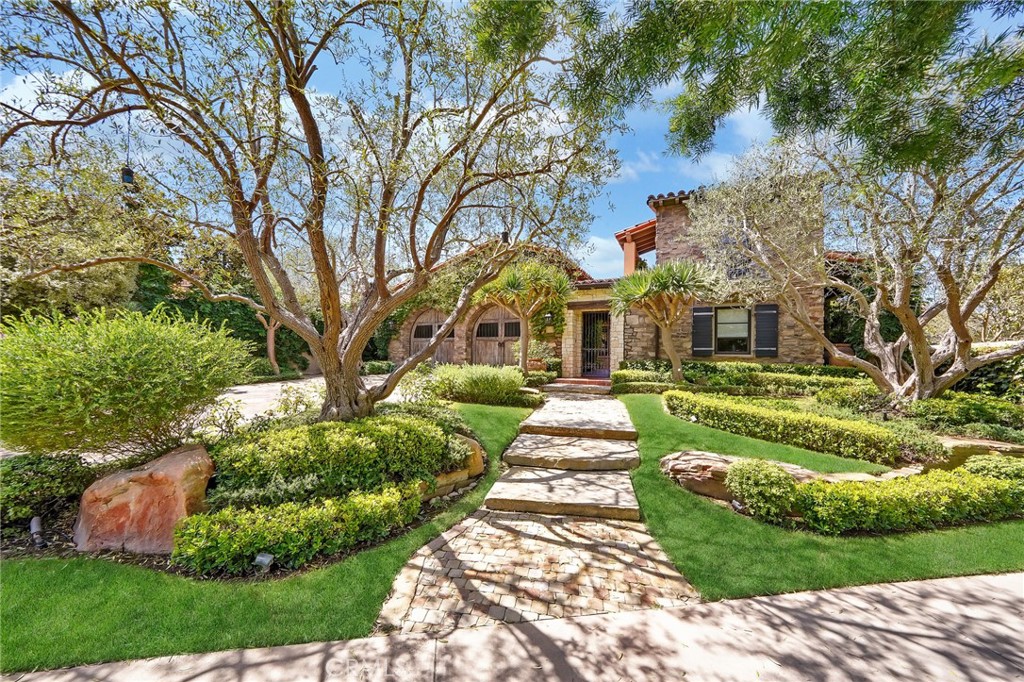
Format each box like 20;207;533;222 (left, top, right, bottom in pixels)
659;451;819;500
456;434;486;477
74;445;214;554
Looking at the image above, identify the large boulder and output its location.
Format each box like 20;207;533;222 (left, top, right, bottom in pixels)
74;445;214;554
660;451;819;501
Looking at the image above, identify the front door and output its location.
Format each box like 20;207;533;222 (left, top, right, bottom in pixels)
473;307;521;366
581;311;610;377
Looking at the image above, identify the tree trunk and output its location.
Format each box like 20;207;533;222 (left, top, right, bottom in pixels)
659;323;683;382
317;347;374;421
266;322;281;375
519;322;531;373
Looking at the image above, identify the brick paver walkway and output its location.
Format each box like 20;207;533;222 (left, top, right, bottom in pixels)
377;509;697;635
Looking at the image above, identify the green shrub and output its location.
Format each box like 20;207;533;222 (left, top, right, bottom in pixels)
545;357;562;376
361;360;395;375
870;418;948;462
794;470;1024;535
908;392;1024;430
611;369;670;385
664;390;902;464
0;307;252;454
742;372;863;393
213;415;455;500
619;359;864;378
430;364;539;407
610;381;678;395
374;401;470;436
0;454;96;523
961;455;1024;482
172;483;421;575
816;384;888;411
954;422;1024;445
724;460;796;523
524;370;557;387
206;474;323;510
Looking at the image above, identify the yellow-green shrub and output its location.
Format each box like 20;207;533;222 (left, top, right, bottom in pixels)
962;455;1024;482
664;390;902;464
172;484;421;575
794;471;1024;535
724;460;796;523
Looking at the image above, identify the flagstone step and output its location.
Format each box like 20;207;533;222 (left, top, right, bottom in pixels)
503;433;640;471
520;395;637;441
541;383;611;395
484;467;641;520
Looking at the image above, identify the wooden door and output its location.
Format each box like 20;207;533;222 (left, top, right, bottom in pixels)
472;307;521;366
409;310;455;363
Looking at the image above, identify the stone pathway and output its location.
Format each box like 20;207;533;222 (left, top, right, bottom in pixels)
378;393;696;635
377;510;695;634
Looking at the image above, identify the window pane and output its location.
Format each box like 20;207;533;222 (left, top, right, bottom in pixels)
717;308;748;324
715;307;749;353
717;324;748;339
504;321;521;338
413;324;434;339
476;322;499;338
717;336;749;353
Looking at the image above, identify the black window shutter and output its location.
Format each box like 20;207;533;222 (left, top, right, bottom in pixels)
692;306;713;357
754;304;779;357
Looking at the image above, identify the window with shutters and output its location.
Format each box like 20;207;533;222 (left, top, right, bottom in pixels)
715;307;750;354
476;322;499;338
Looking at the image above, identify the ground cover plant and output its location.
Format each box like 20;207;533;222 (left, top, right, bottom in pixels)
404;363;544;408
621;394;1024;601
0;403;529;673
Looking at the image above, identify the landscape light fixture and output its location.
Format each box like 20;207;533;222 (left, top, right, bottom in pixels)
254;552;275;573
29;516;47;549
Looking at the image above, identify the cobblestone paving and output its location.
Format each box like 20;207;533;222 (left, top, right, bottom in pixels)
377;509;697;635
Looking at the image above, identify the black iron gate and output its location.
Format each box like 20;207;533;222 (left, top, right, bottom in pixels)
581;311;611;377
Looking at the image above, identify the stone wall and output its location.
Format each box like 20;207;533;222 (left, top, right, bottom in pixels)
653;202;702;265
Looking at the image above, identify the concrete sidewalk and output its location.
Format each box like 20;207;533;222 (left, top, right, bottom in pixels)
8;572;1022;681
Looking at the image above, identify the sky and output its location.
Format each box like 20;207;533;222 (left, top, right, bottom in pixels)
580;101;775;279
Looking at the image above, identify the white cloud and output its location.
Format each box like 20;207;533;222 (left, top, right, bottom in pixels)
725;107;774;145
676;151;736;186
611;150;664;184
580;235;625;279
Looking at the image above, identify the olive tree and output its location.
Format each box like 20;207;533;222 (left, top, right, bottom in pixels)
609;261;718;382
1;0;613;420
478;261;573;371
689;140;1024;400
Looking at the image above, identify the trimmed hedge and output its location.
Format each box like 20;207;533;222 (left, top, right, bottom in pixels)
611;381;678;395
613;368;863;397
794;471;1024;535
212;415;457;501
955;422;1024;445
525;370;557;387
172;483;421;575
0;454;95;523
724;460;796;523
962;455;1024;482
816;384;888;412
664;390;902;464
908;392;1024;430
611;369;669;385
619;358;864;378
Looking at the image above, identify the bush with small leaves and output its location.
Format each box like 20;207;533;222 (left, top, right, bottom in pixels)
0;307;252;455
0;454;96;524
172;483;421;575
961;455;1024;482
724;459;796;523
908;392;1024;430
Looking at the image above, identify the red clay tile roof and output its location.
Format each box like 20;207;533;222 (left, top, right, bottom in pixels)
613;218;657;255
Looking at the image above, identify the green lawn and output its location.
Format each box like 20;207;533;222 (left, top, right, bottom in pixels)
0;403;529;674
622;394;1024;601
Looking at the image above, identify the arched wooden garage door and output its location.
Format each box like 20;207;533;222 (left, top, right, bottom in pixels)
472;306;521;366
409;310;455;363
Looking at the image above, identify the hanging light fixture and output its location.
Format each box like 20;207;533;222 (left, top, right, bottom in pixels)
500;230;510;244
121;108;136;188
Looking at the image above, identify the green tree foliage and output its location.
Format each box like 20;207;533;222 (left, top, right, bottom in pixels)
477;261;573;370
571;0;1023;170
610;261;718;381
0;307;252;455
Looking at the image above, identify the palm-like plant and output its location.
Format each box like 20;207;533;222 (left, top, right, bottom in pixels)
610;260;719;381
478;261;573;371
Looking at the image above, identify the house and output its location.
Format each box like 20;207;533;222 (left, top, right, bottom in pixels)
389;190;825;377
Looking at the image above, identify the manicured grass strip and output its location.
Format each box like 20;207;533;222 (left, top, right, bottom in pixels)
621;394;1024;601
0;403;529;674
